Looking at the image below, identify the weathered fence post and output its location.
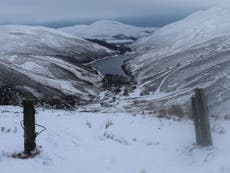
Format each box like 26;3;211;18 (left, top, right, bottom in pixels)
191;88;212;146
191;96;201;145
23;100;36;155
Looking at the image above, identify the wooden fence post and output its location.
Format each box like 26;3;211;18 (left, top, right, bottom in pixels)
192;88;212;146
191;96;201;145
23;100;36;155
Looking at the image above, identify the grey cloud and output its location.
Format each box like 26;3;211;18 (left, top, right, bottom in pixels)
0;0;223;24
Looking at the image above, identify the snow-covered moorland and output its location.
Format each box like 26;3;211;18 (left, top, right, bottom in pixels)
0;106;229;173
124;4;230;117
59;20;158;45
1;3;230;173
0;25;114;106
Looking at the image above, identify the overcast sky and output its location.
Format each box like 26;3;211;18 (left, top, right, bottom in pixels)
0;0;224;26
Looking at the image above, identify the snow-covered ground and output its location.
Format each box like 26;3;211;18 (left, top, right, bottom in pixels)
59;20;158;45
123;4;230;116
0;105;229;173
0;25;112;62
132;4;230;52
0;25;115;106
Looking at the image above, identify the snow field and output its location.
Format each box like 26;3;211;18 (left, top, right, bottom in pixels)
0;106;229;173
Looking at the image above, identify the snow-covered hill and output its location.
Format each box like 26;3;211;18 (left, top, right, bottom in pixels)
124;5;230;116
0;25;113;107
132;5;230;53
59;20;158;45
0;25;112;63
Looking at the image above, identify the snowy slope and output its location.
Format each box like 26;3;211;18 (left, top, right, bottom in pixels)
0;25;112;63
59;20;158;44
0;25;114;107
1;106;230;173
133;5;230;53
124;5;230;116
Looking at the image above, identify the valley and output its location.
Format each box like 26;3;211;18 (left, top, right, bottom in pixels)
2;3;230;173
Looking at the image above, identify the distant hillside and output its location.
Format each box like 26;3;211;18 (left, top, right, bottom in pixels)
124;5;230;117
0;25;114;107
59;20;158;45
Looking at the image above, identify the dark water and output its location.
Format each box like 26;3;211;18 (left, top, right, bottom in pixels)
89;55;131;76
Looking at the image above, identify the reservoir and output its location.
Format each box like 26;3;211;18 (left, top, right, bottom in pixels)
89;55;131;76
